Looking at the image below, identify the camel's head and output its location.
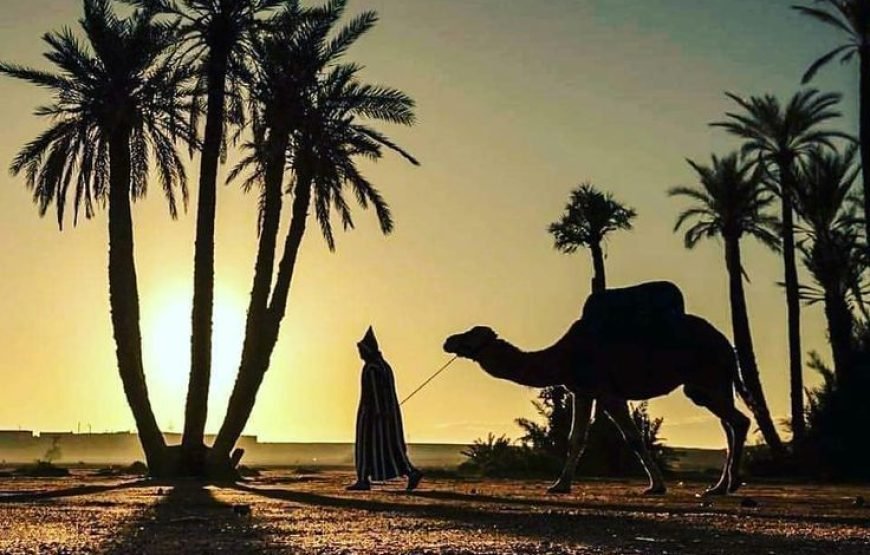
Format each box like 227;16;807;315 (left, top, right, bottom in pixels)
443;326;498;359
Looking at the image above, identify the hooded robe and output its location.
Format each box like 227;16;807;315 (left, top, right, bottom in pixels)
353;327;415;481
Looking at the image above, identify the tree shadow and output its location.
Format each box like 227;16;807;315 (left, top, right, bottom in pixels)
231;483;869;553
406;489;870;527
102;481;267;554
0;479;149;503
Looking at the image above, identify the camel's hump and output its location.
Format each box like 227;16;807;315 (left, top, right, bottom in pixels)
581;281;686;324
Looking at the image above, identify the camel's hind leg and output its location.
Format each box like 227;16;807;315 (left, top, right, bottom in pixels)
724;405;749;493
548;393;594;494
600;398;666;495
684;386;750;496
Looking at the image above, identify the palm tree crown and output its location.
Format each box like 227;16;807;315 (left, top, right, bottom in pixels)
122;0;290;135
230;3;418;250
0;0;192;227
711;89;849;179
670;153;779;250
294;63;419;249
793;145;861;240
548;183;636;254
793;145;865;308
793;0;870;84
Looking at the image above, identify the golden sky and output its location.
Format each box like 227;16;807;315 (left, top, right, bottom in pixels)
0;0;857;448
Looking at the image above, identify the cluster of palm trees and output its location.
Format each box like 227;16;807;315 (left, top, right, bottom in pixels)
3;0;867;478
0;0;418;477
551;1;869;458
672;89;854;453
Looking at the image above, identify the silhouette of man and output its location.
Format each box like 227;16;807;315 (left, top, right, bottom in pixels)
347;326;423;491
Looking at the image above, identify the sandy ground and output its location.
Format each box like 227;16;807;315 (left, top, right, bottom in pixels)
0;470;868;554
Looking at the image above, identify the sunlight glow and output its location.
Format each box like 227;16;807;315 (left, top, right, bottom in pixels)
144;288;246;432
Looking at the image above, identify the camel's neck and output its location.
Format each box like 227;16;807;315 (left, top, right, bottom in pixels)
473;339;566;388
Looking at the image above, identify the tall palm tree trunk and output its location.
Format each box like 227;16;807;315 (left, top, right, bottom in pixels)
725;237;785;455
183;54;228;460
267;175;313;323
590;241;606;293
211;174;312;463
824;290;855;382
108;129;167;474
207;127;290;467
861;49;870;243
780;182;805;442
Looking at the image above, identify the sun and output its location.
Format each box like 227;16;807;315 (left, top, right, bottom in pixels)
143;287;245;432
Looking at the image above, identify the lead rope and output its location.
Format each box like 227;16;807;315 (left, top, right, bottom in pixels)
399;355;459;406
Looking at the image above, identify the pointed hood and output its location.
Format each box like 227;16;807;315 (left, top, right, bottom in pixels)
357;326;381;360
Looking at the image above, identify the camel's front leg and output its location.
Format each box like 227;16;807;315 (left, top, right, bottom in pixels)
548;393;594;494
601;399;667;495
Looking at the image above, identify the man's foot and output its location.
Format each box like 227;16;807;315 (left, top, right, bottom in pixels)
547;480;571;494
699;481;729;497
642;484;667;496
346;480;371;491
406;469;423;491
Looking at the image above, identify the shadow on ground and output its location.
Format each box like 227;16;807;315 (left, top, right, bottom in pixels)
407;488;870;526
0;479;149;502
231;482;870;554
101;481;267;554
3;474;867;553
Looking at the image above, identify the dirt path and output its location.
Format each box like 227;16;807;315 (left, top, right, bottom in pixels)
1;471;868;554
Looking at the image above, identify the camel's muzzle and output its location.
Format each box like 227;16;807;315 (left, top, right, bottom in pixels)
442;336;463;356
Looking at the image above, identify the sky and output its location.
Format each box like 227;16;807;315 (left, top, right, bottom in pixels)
0;0;858;449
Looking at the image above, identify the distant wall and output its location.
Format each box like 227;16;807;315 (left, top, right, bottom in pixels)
0;431;467;468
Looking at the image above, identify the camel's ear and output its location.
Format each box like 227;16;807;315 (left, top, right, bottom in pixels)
471;326;497;342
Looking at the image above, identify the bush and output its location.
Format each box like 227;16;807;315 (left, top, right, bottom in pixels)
459;434;559;478
578;401;674;477
461;388;673;479
125;461;149;475
14;461;70;477
517;387;672;477
799;350;870;481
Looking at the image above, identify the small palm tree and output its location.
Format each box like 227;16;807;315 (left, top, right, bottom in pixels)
209;2;418;466
122;0;291;463
548;183;636;294
711;89;849;442
0;0;193;475
670;152;785;454
794;145;866;380
793;0;870;239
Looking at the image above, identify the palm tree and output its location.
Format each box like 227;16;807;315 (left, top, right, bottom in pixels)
0;0;192;475
794;145;865;380
711;89;848;442
548;183;636;294
207;2;419;469
793;1;870;240
121;0;289;466
546;184;635;462
670;152;785;454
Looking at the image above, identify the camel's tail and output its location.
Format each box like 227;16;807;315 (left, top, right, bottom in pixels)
731;346;751;402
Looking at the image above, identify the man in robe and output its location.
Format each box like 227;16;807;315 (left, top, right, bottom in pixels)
347;326;423;491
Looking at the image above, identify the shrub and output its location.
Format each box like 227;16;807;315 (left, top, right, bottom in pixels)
462;388;673;479
459;434;559;478
800;350;870;481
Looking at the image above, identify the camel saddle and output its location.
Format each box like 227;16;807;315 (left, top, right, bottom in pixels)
580;281;686;345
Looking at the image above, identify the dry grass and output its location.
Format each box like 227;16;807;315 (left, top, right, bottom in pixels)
0;470;868;554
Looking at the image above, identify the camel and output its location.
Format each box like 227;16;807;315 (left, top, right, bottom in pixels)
443;305;750;496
